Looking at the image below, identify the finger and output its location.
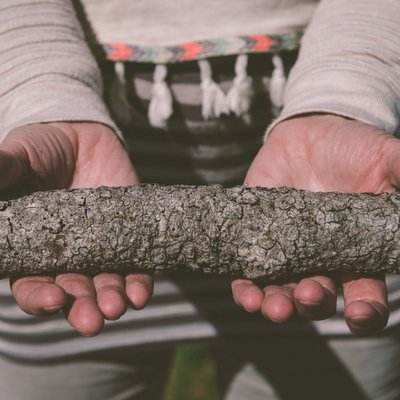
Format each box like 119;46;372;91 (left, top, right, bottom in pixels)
340;273;389;335
231;279;264;312
125;273;154;310
294;276;337;320
261;283;297;323
10;275;67;316
93;273;127;320
55;273;104;337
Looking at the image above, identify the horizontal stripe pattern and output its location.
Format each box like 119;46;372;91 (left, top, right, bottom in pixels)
3;274;400;360
104;54;278;185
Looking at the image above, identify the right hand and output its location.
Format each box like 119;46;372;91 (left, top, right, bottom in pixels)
233;114;394;335
2;122;153;336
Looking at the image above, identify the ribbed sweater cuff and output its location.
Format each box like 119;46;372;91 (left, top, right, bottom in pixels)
266;0;400;138
0;0;118;141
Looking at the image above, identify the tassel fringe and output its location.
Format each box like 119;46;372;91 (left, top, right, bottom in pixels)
269;54;286;113
227;54;254;116
198;59;229;120
110;54;286;126
108;62;134;125
148;64;173;128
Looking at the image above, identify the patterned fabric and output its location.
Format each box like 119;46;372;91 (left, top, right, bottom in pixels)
105;54;281;184
103;32;302;63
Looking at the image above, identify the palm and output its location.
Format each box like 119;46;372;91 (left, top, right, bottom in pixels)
0;122;137;191
233;115;397;335
247;115;397;194
2;122;152;336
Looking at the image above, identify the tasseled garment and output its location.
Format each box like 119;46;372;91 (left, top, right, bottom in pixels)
117;53;287;128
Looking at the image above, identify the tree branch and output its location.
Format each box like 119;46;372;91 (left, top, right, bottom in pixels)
0;185;399;281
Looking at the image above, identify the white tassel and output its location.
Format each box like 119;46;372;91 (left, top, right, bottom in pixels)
227;54;254;116
109;62;133;125
269;54;286;112
148;64;173;128
198;59;229;120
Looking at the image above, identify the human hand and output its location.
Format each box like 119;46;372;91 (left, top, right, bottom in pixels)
2;122;153;336
232;114;400;334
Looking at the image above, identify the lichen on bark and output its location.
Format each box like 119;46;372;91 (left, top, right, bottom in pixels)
0;184;399;281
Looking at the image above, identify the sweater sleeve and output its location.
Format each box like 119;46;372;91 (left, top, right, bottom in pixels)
0;0;118;141
267;0;400;136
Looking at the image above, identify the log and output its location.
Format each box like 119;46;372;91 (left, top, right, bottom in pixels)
0;184;399;281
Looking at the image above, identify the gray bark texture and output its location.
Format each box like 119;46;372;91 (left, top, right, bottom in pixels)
0;184;399;281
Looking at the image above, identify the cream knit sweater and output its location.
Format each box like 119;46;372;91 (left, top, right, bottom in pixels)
0;0;399;139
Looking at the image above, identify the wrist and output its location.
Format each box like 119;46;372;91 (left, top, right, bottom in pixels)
270;113;350;138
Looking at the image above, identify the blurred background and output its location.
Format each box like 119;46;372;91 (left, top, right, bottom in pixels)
164;344;220;400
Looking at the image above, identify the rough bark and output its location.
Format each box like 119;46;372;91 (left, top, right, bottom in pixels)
0;184;399;281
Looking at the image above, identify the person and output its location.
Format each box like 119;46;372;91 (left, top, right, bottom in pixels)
0;0;400;399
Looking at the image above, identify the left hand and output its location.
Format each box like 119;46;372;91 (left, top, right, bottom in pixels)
232;114;400;335
3;122;152;336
